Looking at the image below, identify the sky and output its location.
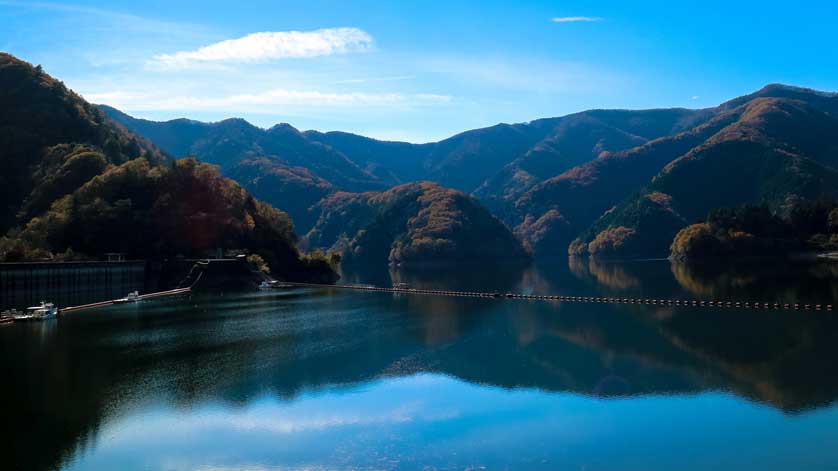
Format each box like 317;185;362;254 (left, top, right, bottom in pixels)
1;0;837;143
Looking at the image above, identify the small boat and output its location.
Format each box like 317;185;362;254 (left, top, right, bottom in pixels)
1;308;21;317
258;280;274;290
20;301;58;321
114;291;141;304
0;309;20;324
393;282;410;289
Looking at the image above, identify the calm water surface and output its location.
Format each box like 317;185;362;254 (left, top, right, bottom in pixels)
2;258;838;470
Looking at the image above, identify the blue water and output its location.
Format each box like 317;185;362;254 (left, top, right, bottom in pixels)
2;259;838;470
61;378;838;471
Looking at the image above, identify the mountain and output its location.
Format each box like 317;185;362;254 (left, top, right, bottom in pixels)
224;157;335;232
0;57;166;232
307;108;709;204
102;106;386;233
302;130;430;185
669;203;838;260
304;182;529;266
511;105;755;255
0;53;336;282
471;109;712;215
102;106;709;232
101;105;379;189
569;89;838;257
102;83;838;261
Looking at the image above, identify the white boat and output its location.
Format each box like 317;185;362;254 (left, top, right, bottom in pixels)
0;309;21;324
21;301;58;321
258;280;274;290
114;291;141;304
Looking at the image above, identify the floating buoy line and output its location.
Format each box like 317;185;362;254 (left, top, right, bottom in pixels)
281;282;834;311
4;279;830;324
57;287;192;315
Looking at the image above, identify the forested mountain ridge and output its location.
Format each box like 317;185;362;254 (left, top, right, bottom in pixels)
0;53;337;282
472;108;711;216
102;105;386;233
304;182;529;266
1;54;166;233
101;80;838;261
103;104;711;234
568;91;838;257
101;104;380;191
513;105;748;255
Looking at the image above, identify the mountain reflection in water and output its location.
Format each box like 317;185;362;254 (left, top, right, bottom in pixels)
1;258;837;470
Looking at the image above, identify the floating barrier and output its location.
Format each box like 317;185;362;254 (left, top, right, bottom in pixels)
58;286;191;315
279;281;834;312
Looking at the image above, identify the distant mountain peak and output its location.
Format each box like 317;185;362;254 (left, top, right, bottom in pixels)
720;83;838;112
757;83;836;96
216;117;258;129
267;122;301;135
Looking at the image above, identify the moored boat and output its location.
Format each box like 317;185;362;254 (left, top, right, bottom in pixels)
0;309;20;324
21;301;58;321
114;291;141;304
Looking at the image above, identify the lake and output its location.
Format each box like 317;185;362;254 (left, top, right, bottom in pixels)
2;258;838;470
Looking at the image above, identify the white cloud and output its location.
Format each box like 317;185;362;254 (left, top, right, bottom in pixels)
691;95;700;100
83;88;452;113
332;75;415;84
421;55;622;94
551;16;604;23
0;1;208;39
151;27;373;67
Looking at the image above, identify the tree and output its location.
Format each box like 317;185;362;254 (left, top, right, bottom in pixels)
246;253;270;274
829;208;838;233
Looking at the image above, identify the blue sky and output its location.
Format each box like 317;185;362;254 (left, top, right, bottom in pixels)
2;0;837;142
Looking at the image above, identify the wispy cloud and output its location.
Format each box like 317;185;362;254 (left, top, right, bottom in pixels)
0;1;214;68
421;55;622;94
0;1;205;36
551;16;604;23
83;88;452;113
151;27;373;68
333;75;415;84
0;0;144;18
